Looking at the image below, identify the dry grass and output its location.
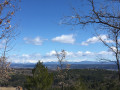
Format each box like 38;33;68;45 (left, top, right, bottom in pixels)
0;87;16;90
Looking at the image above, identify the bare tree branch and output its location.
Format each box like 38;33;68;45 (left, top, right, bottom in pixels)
62;0;120;81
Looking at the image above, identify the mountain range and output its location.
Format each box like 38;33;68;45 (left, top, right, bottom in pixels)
10;61;116;70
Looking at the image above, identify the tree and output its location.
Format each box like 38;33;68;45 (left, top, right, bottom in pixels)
56;50;66;70
62;0;120;81
55;50;71;90
0;0;20;83
56;50;66;90
24;61;53;90
74;78;87;90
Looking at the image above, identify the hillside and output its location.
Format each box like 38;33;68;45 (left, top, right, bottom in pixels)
1;68;120;90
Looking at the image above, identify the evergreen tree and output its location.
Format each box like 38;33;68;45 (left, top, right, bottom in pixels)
24;61;53;90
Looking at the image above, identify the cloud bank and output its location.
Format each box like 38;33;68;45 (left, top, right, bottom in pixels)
9;50;113;63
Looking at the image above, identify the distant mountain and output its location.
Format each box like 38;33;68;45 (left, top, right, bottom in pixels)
10;61;116;69
44;61;115;64
68;61;115;64
68;61;100;64
44;62;58;64
10;63;36;68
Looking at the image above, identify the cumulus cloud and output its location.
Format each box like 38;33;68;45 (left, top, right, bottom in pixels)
46;50;56;56
52;34;75;44
98;51;113;55
9;53;59;63
46;50;76;58
8;50;113;63
24;37;47;45
85;51;94;55
66;51;75;57
45;50;113;62
81;35;114;46
76;51;93;57
76;51;83;56
9;53;42;63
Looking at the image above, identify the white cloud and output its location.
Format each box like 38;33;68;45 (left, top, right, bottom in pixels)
45;50;113;61
8;50;114;63
46;50;76;58
66;51;75;57
46;50;56;56
22;54;30;58
98;51;113;55
110;46;117;52
24;37;47;45
9;53;42;63
76;51;94;57
9;53;59;63
81;35;114;46
81;36;98;45
77;51;83;56
85;51;93;55
52;34;75;44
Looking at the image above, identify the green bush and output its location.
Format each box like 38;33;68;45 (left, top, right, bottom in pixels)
24;61;53;90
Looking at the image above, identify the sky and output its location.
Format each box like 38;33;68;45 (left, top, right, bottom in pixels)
3;0;115;63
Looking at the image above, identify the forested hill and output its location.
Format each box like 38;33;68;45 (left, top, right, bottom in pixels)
10;62;117;70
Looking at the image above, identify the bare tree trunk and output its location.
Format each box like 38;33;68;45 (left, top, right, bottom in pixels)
117;59;120;81
56;50;66;90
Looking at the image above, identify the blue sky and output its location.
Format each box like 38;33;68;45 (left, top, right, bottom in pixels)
3;0;115;63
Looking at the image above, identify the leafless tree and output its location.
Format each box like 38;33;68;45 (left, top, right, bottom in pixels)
55;50;71;90
62;0;120;81
56;50;66;70
0;0;20;83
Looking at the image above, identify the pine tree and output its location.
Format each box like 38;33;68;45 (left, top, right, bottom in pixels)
24;61;53;90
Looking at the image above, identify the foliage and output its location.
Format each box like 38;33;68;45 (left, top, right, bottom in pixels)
73;78;87;90
1;68;120;90
24;61;53;90
0;56;11;83
0;73;26;87
52;69;120;90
